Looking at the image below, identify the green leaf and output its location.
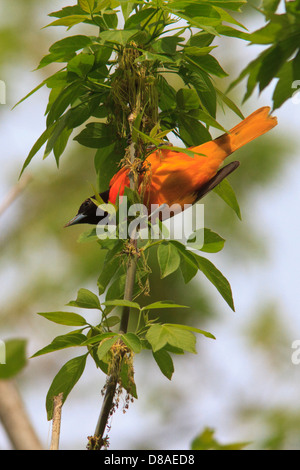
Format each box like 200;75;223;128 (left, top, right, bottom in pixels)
43;114;70;161
97;240;123;294
0;339;27;379
46;15;89;29
80;332;116;346
49;5;85;18
182;0;246;12
192;254;235;311
103;299;140;310
99;29;140;46
272;61;294;111
217;24;249;40
66;94;103;129
121;1;135;22
97;252;120;294
152;36;184;55
179;253;198;283
243;59;261;103
37;311;87;326
67;288;101;309
188;108;228;132
19;124;55;177
78;0;95;13
257;40;296;92
45;71;70;89
171;240;198;284
179;66;217;117
94;139;126;191
104;315;120;328
157;242;181;278
37;35;93;69
67;52;95;77
228;53;261;96
176;88;200;110
146;324;197;354
74;122;116;148
215;88;244;120
213;178;241;220
247;21;282;45
105;273;127;302
37;52;75;69
191;427;250;450
292;49;300;82
145;324;168;352
53;126;73;162
175;15;220;36
78;227;98;243
157;75;176;111
31;333;87;358
213;5;246;29
47;81;82;127
188;31;214;47
186;54;228;78
124;7;157;29
142;301;189;311
188;228;225;253
138;51;177;64
178;114;211;146
13;79;48;109
119;357;138;398
93;45;113;67
153;349;174;380
49;34;92;54
164;323;216;340
262;0;280;14
168;240;198;284
184;45;217;57
46;354;87;420
170;240;234;310
121;333;142;353
97;336;118;360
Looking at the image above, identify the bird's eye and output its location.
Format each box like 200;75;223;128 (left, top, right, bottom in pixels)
79;200;90;212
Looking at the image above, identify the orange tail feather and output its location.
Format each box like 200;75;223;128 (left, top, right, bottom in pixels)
191;106;278;164
218;106;277;153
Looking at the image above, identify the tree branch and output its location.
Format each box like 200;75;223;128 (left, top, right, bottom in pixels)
0;379;43;450
92;374;117;449
91;118;140;450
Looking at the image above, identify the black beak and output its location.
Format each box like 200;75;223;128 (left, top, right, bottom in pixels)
64;213;87;227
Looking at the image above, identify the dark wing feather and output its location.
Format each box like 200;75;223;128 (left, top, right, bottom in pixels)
195;161;240;202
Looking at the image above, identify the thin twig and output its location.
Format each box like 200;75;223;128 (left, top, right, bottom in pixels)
0;173;32;218
50;392;63;450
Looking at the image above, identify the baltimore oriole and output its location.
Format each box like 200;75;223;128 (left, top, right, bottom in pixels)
65;107;277;227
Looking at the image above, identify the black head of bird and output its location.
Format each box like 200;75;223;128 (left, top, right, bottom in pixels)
64;190;109;227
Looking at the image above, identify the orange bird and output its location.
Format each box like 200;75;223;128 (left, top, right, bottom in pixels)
65;107;277;226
